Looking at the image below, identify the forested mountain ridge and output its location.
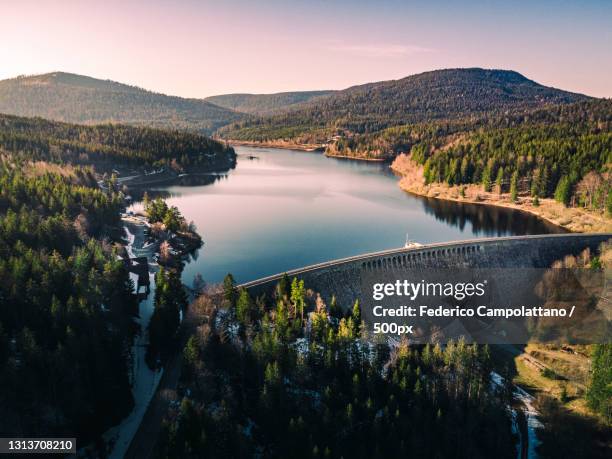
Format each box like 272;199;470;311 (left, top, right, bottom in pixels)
0;113;236;172
0;72;246;134
218;68;591;143
205;90;336;115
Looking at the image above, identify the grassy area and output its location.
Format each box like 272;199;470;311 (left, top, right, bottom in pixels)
513;344;611;425
391;154;612;233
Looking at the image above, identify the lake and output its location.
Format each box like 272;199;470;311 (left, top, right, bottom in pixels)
132;146;563;285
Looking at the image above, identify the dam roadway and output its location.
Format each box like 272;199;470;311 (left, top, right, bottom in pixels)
240;233;612;306
125;232;610;458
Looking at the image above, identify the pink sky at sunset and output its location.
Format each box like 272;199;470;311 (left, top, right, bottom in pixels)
1;0;610;98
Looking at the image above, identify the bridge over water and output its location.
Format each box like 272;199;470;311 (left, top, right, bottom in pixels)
241;233;611;306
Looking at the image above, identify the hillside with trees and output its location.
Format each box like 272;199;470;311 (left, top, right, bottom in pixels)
387;99;612;230
0;115;234;443
219;68;590;143
0;72;245;134
0;156;136;440
157;275;516;458
205;90;336;115
0;113;236;172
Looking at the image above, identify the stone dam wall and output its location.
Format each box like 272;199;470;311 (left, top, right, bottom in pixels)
240;234;611;307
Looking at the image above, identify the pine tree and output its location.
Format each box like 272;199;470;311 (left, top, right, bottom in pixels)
460;157;470;183
554;175;572;206
586;344;611;422
223;273;237;307
351;300;362;336
236;287;254;325
510;170;519;202
482;160;493;192
495;166;504;195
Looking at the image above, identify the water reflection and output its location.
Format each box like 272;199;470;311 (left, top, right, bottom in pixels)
419;196;566;236
131;146;563;284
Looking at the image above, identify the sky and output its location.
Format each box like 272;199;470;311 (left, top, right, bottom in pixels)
1;0;610;98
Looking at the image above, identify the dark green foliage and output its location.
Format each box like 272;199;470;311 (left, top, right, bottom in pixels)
148;267;187;366
414;100;611;204
0;161;137;440
554;176;572;206
236;288;257;326
276;272;290;299
0;72;244;134
586;344;611;423
221;68;587;142
495;166;504;194
510;170;519;202
145;197;185;232
205;91;336;115
162;278;517;458
0;164;122;240
223;273;237;308
0;113;236;172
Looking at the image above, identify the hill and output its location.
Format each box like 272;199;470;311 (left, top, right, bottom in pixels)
0;72;245;134
219;68;590;143
205;90;336;115
0;113;236;173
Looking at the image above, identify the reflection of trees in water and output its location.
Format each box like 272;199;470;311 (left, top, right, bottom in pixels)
420;197;567;236
174;173;225;187
128;174;226;201
129;188;171;201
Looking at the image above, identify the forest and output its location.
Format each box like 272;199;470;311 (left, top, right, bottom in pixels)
0;157;137;440
157;275;518;458
414;100;612;211
0;113;236;172
205;90;336;116
0;115;233;442
219;68;588;143
0;72;244;134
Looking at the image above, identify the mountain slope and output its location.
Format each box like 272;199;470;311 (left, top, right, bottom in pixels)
0;112;236;172
0;72;245;134
219;68;591;142
205;90;336;115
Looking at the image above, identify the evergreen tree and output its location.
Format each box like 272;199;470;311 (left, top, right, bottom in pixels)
223;273;237;307
510;170;519;202
554;175;572;206
482;160;493;192
586;344;611;422
495;166;504;194
236;287;255;325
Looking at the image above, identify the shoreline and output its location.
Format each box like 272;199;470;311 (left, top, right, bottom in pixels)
226;139;326;152
229;142;609;232
325;152;386;162
390;156;612;233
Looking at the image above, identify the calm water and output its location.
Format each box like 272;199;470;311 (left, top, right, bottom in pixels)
133;146;563;285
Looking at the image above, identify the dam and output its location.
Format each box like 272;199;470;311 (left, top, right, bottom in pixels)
240;233;611;308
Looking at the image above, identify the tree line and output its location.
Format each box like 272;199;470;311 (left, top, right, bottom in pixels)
0;113;236;171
